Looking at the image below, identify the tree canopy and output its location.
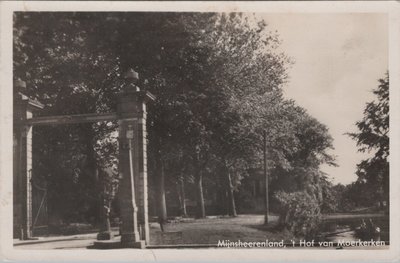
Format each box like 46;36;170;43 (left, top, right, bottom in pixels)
348;73;389;206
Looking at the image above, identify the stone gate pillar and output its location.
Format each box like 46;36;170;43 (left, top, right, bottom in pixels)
13;80;43;240
117;69;155;248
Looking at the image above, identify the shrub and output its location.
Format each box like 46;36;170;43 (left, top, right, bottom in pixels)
275;191;322;239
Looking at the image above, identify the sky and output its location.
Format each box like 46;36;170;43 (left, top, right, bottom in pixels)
259;13;388;185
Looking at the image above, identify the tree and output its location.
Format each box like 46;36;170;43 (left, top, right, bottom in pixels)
275;191;321;239
348;73;389;207
14;12;123;229
261;101;337;235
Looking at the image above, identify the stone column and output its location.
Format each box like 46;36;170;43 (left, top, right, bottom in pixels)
117;69;155;248
13;82;43;240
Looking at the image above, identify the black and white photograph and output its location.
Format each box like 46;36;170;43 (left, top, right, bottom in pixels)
1;1;399;261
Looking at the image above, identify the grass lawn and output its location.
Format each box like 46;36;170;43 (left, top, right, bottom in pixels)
149;214;293;246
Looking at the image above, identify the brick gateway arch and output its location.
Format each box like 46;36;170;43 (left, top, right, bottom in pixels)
13;69;155;248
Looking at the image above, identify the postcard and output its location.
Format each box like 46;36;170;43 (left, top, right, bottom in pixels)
1;1;399;261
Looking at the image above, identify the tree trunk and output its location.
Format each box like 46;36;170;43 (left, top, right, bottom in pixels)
226;171;237;217
83;126;106;219
177;177;188;217
195;171;206;218
263;130;269;225
157;158;167;221
97;198;113;240
95;169;112;240
215;173;226;215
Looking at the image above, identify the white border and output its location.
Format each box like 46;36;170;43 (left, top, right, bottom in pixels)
1;1;399;261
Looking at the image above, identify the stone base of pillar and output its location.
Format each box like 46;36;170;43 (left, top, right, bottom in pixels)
97;231;114;240
121;232;145;248
20;236;38;241
20;228;37;241
92;239;121;249
139;224;150;244
91;237;146;249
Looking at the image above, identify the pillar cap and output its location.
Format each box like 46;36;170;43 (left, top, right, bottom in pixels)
14;79;45;110
15;79;27;89
124;68;139;81
142;91;156;102
15;93;45;111
118;90;156;103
